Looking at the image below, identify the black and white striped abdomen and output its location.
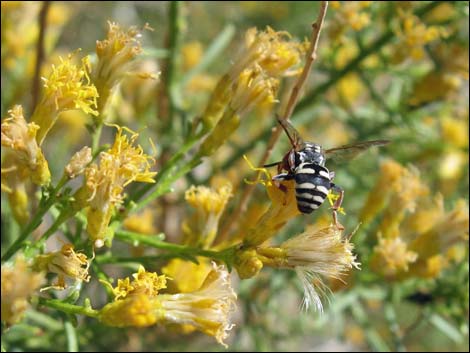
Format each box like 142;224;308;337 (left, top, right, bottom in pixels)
294;163;331;214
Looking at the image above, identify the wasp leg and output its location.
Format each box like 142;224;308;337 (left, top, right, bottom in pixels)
272;173;293;193
330;183;345;230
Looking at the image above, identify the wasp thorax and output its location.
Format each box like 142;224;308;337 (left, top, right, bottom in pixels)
297;143;325;167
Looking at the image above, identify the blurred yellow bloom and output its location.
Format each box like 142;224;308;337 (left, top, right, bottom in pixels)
83;126;156;246
33;244;91;290
328;2;371;42
441;117;469;149
370;235;418;278
99;263;237;347
31;54;99;145
378;164;428;238
360;159;417;225
181;41;203;71
409;72;462;107
183;182;232;248
1;105;51;186
392;9;446;63
1;256;45;326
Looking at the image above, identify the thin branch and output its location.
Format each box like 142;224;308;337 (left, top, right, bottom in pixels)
31;1;51;110
218;1;329;242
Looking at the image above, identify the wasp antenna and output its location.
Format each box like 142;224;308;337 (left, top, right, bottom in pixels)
263;161;282;168
277;118;296;147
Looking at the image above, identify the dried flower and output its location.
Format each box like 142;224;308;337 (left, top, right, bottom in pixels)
33;244;91;290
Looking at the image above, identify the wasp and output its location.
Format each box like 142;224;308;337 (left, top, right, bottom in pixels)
264;118;389;228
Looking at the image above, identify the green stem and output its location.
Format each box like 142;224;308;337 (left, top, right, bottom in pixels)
128;132;203;211
384;302;407;352
64;319;78;352
39;298;99;318
91;122;103;155
2;175;68;262
114;230;235;264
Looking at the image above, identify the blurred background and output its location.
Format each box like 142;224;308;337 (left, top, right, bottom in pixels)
1;1;468;351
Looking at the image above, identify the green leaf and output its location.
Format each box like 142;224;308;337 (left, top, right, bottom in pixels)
429;314;464;344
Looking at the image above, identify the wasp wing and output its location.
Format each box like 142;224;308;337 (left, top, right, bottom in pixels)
277;118;305;151
324;140;390;163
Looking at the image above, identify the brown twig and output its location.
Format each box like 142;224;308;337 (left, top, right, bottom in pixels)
31;1;51;111
218;1;329;243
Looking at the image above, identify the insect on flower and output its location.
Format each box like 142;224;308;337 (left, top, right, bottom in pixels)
265;118;389;228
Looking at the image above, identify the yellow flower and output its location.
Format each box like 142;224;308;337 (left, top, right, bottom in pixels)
392;9;446;63
32;244;91;290
31;53;99;145
258;225;359;312
1;256;45;325
158;263;237;347
93;21;155;116
162;258;213;293
112;265;167;300
83;126;156;246
99;294;159;328
231;26;304;81
370;235;418;278
200;26;304;134
183;181;232;248
65;146;92;179
409;200;468;262
360;160;421;225
99;263;237;347
378;164;428;238
1;105;50;186
198;67;278;157
328;2;372;42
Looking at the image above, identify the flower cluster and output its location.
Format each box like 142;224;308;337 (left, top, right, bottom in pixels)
99;263;237;347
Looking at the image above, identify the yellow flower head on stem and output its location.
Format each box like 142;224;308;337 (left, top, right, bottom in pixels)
201;26;303;133
99;294;159;328
277;225;359;312
158;262;237;347
111;265;167;300
1;105;50;186
1;256;45;326
99;263;236;347
84;125;156;246
183;181;232;248
93;21;155;116
230;67;279;116
32;53;99;145
33;244;91;290
231;26;305;81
